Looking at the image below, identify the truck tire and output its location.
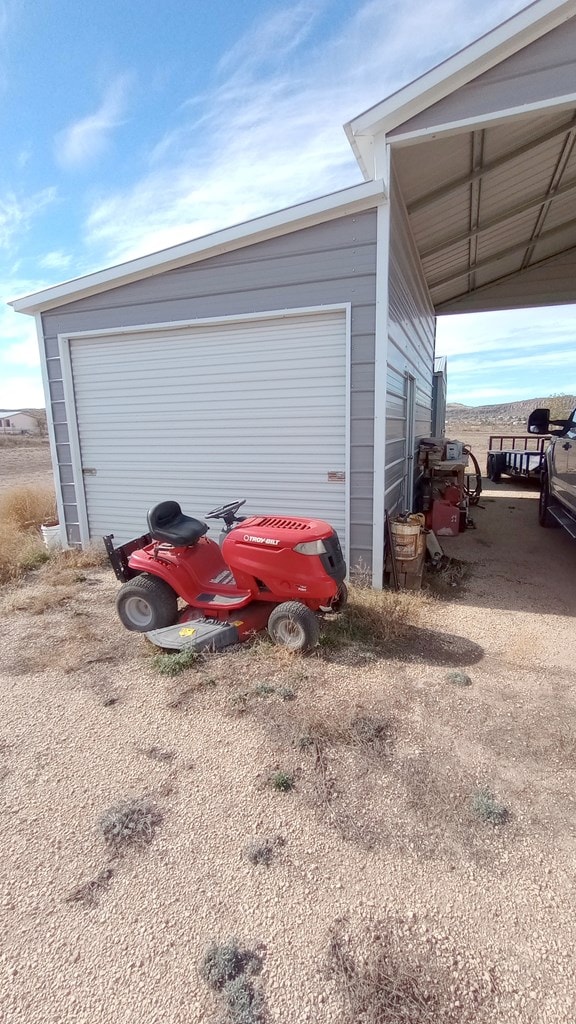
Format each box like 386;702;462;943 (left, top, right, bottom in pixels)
116;574;178;631
538;472;558;528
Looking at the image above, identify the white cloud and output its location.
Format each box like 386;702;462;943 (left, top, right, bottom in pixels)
39;250;72;271
84;0;528;265
56;74;132;169
0;188;57;251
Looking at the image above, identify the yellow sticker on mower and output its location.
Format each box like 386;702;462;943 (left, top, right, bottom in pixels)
179;627;196;637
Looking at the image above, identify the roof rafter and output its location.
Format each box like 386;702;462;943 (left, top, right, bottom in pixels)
421;176;576;260
435;242;576;310
407;115;576;214
430;216;576;291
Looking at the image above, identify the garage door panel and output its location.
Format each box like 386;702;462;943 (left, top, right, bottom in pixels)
69;311;347;551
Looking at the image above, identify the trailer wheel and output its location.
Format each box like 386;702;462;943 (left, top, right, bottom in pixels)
487;453;503;482
268;601;320;653
116;574;178;631
538;472;558;529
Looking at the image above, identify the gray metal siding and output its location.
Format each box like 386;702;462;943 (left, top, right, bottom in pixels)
389;17;576;137
385;168;435;513
40;211;377;567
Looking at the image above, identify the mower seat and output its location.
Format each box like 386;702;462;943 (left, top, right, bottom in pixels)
147;501;208;547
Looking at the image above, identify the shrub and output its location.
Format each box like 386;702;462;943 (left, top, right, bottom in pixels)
447;671;472;687
203;939;262;990
472;788;510;825
202;939;265;1024
269;769;294;792
99;797;163;850
244;836;284;867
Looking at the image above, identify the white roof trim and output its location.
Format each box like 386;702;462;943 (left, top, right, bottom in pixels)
10;180;385;315
386;92;576;147
345;0;576;177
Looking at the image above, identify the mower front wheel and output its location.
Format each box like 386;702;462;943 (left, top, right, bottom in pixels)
267;601;320;653
116;574;178;632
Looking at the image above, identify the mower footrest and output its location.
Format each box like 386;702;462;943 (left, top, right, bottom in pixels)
146;619;239;652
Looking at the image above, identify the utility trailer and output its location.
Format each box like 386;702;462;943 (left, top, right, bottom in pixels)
486;434;549;483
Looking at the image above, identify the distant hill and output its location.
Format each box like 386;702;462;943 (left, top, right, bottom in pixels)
446;395;576;425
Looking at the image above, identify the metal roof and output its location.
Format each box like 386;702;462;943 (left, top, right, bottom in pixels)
347;0;576;313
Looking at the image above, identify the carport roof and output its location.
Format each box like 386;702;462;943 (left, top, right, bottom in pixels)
346;0;576;313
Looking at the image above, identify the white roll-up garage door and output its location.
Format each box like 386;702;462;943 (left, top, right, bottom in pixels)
67;310;348;552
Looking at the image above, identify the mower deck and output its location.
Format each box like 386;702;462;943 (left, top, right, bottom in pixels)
145;601;275;652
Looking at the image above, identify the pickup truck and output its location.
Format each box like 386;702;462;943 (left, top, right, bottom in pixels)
528;407;576;539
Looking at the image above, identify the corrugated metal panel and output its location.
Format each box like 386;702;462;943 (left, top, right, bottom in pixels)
438;246;576;311
388;17;576;137
69;312;348;550
41;211;377;566
386;166;435;514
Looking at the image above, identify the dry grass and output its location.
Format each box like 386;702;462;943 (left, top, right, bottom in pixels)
65;867;114;908
50;544;109;569
328;918;490;1024
0;522;50;584
0;583;80;616
0;483;57;584
321;584;428;652
0;483;56;532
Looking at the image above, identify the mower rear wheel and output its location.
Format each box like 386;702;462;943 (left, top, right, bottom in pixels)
116;574;178;632
267;601;320;653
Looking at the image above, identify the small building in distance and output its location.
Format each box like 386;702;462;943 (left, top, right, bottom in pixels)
0;410;40;434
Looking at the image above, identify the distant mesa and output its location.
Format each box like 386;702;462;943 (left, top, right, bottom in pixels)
446;394;576;425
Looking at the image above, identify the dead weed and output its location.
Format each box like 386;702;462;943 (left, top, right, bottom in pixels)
321;585;429;651
0;483;56;532
65;867;114;908
327;917;492;1024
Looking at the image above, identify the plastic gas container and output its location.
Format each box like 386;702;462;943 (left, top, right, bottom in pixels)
432;500;460;537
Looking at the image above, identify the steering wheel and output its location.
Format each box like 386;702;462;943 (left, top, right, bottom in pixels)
205;499;246;521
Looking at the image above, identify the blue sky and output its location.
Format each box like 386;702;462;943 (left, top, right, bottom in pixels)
1;0;575;410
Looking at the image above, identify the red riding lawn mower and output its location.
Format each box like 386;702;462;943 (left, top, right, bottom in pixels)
104;499;347;654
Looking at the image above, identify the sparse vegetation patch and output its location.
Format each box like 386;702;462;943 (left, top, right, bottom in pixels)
151;648;200;676
472;788;510;826
447;671;472;687
269;769;295;792
202;938;265;1024
244;835;284;867
320;583;426;651
328;917;488;1024
66;867;114;908
99;797;163;850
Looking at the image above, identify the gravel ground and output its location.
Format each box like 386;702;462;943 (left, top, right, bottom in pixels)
1;472;576;1022
0;439;53;490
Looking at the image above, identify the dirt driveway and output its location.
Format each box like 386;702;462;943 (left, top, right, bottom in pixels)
0;477;575;1024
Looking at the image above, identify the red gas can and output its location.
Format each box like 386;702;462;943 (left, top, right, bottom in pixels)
432;500;460;537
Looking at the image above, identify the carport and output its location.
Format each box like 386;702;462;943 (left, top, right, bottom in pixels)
346;0;576;314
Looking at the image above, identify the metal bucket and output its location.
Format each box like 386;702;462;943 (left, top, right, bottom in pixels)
390;516;423;560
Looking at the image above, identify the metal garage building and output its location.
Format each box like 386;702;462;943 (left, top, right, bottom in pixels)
11;0;576;586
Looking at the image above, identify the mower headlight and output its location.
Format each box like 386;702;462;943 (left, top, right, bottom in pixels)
294;540;326;555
